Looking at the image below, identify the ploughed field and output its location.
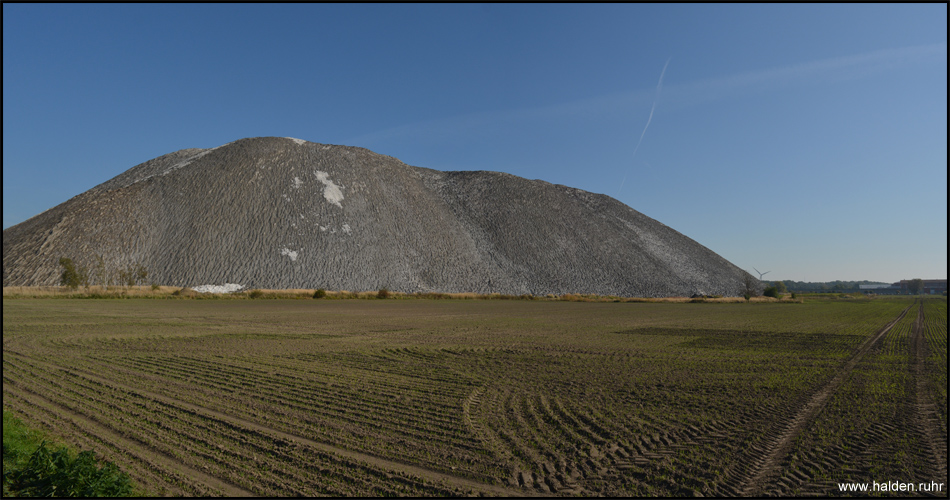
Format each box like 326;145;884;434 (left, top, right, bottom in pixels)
3;297;946;496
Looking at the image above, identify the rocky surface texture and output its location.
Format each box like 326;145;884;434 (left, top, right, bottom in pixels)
4;137;753;296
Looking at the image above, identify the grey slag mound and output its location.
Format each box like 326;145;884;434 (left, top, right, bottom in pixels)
3;137;754;296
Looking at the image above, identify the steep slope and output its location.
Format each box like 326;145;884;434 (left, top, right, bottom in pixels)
3;137;752;296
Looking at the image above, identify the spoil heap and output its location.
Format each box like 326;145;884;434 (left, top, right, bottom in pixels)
3;137;753;296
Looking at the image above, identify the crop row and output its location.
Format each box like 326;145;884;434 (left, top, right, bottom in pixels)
1;385;216;496
80;351;507;481
2;352;460;496
104;353;469;433
103;355;499;481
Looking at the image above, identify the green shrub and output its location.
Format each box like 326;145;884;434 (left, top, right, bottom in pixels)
3;412;135;497
377;287;390;299
248;289;264;299
763;286;780;298
4;441;134;497
313;288;327;299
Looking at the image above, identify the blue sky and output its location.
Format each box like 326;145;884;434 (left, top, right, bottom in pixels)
3;4;946;283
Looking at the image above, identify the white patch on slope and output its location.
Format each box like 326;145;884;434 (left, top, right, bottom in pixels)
293;177;303;189
314;171;344;208
192;283;244;294
286;137;307;145
342;223;352;234
280;248;298;261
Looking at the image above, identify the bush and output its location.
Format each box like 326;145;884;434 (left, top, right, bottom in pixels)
4;441;134;497
3;411;136;497
248;289;264;299
377;288;390;299
313;288;327;299
763;286;780;298
150;284;160;291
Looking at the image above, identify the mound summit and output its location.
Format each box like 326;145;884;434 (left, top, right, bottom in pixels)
4;137;753;296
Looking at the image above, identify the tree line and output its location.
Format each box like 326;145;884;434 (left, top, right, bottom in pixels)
780;280;890;292
58;256;149;290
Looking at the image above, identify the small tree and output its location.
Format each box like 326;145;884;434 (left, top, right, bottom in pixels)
118;268;134;288
117;262;149;288
377;287;390;299
58;257;87;290
742;273;759;299
907;278;924;295
313;288;327;299
135;263;148;286
773;281;787;294
763;286;780;298
94;254;109;289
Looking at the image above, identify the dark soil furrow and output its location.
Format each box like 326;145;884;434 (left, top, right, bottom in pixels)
6;350;527;497
5;357;314;495
2;380;252;496
102;355;473;443
2;387;196;496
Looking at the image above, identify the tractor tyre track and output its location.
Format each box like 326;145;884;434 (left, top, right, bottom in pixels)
731;304;912;497
5;350;527;497
911;301;949;482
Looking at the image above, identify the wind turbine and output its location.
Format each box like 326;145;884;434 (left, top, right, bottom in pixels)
753;267;771;280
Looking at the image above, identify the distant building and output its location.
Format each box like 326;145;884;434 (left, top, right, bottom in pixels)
865;283;902;295
859;284;892;290
897;279;948;295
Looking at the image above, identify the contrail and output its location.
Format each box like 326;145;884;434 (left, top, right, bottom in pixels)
618;57;670;197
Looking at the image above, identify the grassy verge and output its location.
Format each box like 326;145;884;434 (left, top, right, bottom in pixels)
2;410;140;497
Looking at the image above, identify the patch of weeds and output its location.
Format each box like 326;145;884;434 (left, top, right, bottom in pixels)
3;411;137;497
